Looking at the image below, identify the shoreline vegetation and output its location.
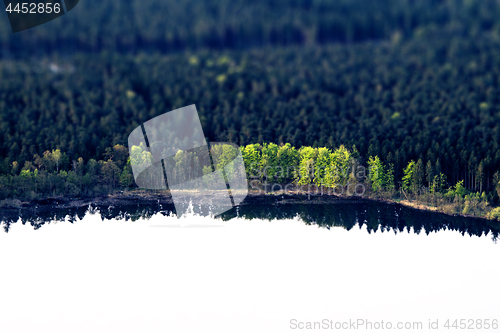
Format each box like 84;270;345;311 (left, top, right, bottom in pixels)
0;188;496;224
1;143;500;223
0;188;494;221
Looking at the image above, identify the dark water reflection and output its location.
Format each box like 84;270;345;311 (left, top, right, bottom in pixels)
1;202;499;242
222;203;500;241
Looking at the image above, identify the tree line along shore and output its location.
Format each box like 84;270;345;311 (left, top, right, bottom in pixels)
1;143;500;221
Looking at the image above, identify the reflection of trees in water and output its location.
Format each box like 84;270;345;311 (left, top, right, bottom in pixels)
98;204;176;222
1;202;498;242
1;207;88;232
223;203;500;242
0;204;176;232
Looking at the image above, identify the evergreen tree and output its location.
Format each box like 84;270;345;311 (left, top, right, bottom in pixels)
412;159;425;194
402;161;415;193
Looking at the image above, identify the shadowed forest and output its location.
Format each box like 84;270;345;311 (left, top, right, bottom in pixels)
3;0;500;55
2;0;500;219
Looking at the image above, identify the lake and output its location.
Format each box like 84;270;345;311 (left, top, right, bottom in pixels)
0;202;499;333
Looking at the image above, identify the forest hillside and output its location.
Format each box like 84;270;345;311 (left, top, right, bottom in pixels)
1;0;500;205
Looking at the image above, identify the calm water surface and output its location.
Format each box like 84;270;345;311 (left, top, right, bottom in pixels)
0;203;499;333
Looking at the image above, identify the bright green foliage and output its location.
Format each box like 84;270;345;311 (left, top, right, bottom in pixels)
119;166;134;188
329;145;351;187
446;180;467;198
454;180;467;197
211;144;240;183
52;149;62;173
368;156;383;192
401;158;428;194
430;173;447;193
241;144;262;179
211;144;239;170
19;169;32;178
367;156;394;192
297;147;317;185
260;143;280;182
488;207;500;220
402;160;415;192
462;190;489;216
276;143;300;183
314;147;331;186
130;145;153;169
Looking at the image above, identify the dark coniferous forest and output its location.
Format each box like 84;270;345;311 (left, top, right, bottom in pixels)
2;0;500;216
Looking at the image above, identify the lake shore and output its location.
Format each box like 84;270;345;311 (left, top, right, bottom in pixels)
0;187;498;223
0;189;370;213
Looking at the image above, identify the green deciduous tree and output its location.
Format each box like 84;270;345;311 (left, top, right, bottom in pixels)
297;146;316;185
367;156;394;192
314;147;331;186
120;165;134;188
430;173;447;194
241;144;262;180
52;149;62;173
260;143;280;183
402;160;415;192
330;145;351;187
276;143;299;183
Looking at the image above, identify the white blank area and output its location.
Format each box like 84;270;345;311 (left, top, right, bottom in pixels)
0;213;499;333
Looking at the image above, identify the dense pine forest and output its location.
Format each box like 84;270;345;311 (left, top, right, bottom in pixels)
3;0;500;56
2;0;500;219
